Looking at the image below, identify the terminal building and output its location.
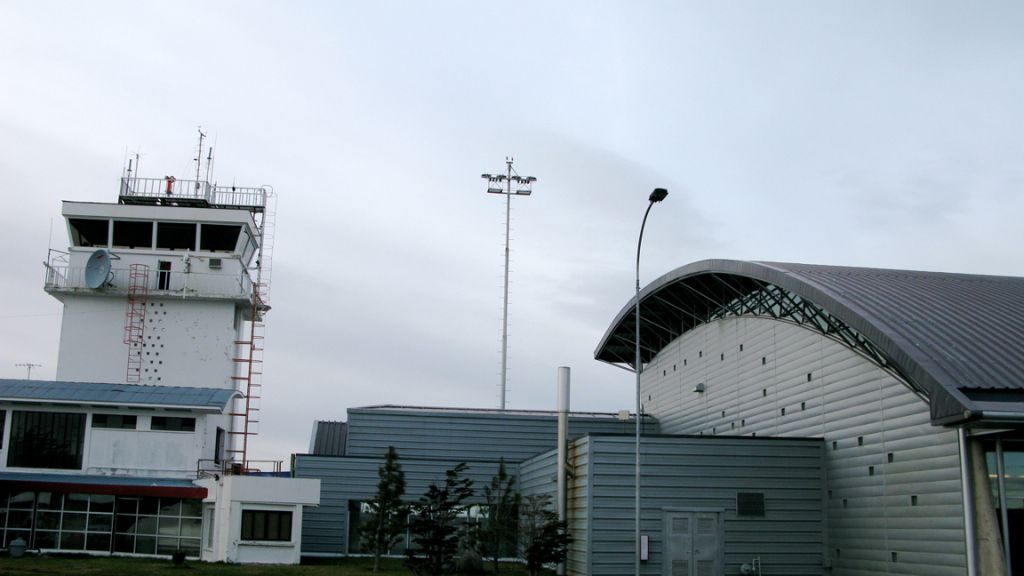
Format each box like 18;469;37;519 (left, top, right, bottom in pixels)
0;175;318;563
298;260;1023;576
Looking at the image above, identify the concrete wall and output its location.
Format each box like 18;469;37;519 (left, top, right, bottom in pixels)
56;295;242;389
198;475;320;564
642;316;965;576
0;404;218;478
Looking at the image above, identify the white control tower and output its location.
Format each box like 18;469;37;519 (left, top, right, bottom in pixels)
43;175;274;464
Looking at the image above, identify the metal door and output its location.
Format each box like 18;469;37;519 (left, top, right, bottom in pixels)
663;511;722;576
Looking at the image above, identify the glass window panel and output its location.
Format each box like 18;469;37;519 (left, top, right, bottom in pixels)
181;499;202;518
112;220;153;250
180;518;202;539
267;513;279;540
7;510;33;529
241;510;253;539
280;513;292;539
62;513;87;531
88;514;113;533
136;516;158;535
116;497;138;515
157;537;180;556
114;534;135;553
90;495;114;513
65;494;89;511
160;498;182;516
179;537;201;556
138;497;159;515
156;222;196;251
134;535;156;555
34;531;58;549
36;492;59;510
69;218;110;247
158;517;180;537
60;531;85;550
5;530;31;547
86;533;111;552
8;411;86;469
199;224;241;252
35;511;61;530
116;514;138;534
8;492;35;509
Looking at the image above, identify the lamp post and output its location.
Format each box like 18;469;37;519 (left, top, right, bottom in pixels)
635;187;667;576
482;159;536;410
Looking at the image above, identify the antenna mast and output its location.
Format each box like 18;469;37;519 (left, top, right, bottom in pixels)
15;363;42;380
481;158;536;410
194;126;206;188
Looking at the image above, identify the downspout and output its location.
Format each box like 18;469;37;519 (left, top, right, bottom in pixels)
958;428;978;576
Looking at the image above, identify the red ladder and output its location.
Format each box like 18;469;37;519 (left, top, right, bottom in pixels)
124;264;149;383
227;282;267;470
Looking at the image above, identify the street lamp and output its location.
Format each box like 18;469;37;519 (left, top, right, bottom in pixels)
635;187;667;576
482;158;536;410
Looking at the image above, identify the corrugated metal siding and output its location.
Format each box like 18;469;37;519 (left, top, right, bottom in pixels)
345;408;643;461
310;421;347;456
293;454;518;555
518;442;592;575
644;316;965;576
584;435;824;576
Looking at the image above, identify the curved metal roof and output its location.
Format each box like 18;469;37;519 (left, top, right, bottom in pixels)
595;259;1024;426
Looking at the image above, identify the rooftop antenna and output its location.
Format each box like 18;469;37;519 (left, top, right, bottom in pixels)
15;363;41;380
204;141;215;184
194;126;207;189
481;157;537;410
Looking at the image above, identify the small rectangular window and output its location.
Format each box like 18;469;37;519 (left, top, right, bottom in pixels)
737;492;765;516
199;224;241;253
8;411;86;469
112;220;153;249
240;510;292;542
151;417;196;432
92;414;137;429
0;410;5;449
69;219;110;247
156;222;197;251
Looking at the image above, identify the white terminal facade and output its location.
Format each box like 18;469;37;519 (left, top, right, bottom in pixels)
0;176;317;563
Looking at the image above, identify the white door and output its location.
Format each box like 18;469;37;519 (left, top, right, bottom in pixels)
663;511;722;576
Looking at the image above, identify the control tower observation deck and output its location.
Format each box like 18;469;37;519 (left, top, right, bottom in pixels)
44;177;272;389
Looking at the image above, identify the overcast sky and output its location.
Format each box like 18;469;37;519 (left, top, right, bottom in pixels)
1;1;1022;463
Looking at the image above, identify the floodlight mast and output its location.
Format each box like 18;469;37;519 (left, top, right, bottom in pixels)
481;158;536;410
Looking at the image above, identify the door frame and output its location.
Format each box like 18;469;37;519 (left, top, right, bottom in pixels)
661;507;725;576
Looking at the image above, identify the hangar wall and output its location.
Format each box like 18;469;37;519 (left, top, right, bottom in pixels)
642;315;965;576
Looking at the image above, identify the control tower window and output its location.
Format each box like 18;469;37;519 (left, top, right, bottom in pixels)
156;222;197;251
200;224;241;253
69;219;109;247
112;220;154;249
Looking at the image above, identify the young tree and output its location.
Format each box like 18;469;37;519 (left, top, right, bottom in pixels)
520;494;572;576
406;462;475;576
360;446;407;573
481;458;520;573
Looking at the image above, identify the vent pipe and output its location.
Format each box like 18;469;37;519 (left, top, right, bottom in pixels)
556;366;570;576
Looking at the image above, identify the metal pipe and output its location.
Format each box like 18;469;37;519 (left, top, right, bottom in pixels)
557;367;570;576
995;438;1011;574
958;428;978;576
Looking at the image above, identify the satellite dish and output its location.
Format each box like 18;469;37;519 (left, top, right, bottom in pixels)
84;249;113;289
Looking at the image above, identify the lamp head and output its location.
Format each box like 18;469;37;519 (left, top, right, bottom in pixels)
649;188;668;203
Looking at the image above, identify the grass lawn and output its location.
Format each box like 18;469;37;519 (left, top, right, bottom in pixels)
0;555;544;575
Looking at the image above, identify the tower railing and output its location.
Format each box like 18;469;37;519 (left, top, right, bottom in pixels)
44;262;253;299
119;177;267;211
